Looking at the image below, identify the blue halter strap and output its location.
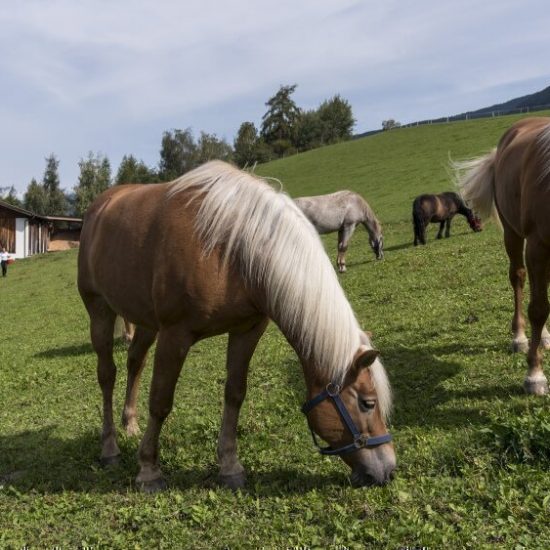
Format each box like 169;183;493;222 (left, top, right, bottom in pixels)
301;382;392;455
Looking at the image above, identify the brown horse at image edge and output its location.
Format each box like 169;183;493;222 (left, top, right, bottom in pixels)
78;161;396;492
456;117;550;395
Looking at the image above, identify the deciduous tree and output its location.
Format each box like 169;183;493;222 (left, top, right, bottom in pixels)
24;178;49;215
195;132;233;165
317;95;355;143
158;128;197;181
74;152;112;216
115;155;158;185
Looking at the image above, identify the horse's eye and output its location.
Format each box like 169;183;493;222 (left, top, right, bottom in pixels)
359;398;376;412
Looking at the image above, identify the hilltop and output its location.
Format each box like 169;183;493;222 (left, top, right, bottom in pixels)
466;84;550;116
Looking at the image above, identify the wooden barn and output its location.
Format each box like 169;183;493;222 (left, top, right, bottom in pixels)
0;200;82;258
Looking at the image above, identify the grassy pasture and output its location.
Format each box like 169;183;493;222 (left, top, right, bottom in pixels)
1;113;550;549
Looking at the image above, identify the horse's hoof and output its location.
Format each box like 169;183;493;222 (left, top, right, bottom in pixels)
523;375;549;396
219;472;246;490
137;477;168;493
100;454;120;468
512;339;529;353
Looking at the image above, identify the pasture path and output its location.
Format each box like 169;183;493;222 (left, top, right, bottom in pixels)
1;112;550;548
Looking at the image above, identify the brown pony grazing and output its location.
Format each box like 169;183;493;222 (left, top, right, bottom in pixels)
412;191;482;245
456;117;550;395
78;161;395;492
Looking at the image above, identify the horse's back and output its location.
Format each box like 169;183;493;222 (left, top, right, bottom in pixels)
295;190;371;232
78;181;260;335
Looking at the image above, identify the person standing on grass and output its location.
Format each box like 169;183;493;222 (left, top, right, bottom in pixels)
1;247;9;277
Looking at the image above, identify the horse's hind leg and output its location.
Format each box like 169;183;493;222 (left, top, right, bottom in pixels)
122;326;157;436
136;324;192;492
436;221;445;239
337;224;356;273
217;318;269;489
524;236;550;395
503;226;529;352
84;295;119;465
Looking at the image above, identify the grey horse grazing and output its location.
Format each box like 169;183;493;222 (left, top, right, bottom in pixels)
295;190;383;273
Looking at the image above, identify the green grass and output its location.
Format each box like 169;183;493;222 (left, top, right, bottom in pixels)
1;112;550;549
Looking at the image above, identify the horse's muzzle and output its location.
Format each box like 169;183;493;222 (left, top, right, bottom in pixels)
350;465;395;487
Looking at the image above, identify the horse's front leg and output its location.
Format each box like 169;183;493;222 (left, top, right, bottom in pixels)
121;326;157;436
136;325;192;492
337;224;356;273
436;221;444;239
524;237;550;395
504;227;529;352
445;218;452;238
218;318;269;489
85;296;119;466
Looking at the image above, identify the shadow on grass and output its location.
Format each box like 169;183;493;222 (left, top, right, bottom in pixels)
383;241;415;253
0;426;345;496
34;339;129;359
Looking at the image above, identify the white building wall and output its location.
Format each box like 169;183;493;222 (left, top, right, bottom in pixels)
15;218;28;258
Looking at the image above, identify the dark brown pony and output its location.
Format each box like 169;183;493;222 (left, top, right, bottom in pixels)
78;161;395;492
412;191;482;245
456;117;550;395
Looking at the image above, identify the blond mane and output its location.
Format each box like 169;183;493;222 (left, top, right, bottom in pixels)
167;162;381;393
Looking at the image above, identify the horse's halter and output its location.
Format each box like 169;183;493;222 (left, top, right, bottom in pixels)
301;382;392;455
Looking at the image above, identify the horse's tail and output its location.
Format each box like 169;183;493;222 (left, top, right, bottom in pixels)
412;198;425;244
452;149;499;223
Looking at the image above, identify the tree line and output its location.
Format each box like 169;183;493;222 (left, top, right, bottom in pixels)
0;84;355;217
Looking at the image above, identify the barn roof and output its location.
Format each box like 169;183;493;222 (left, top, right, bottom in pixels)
0;199;82;223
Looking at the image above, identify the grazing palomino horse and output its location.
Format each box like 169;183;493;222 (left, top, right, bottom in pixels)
295;191;384;273
412;191;482;246
78;161;395;492
456;117;550;395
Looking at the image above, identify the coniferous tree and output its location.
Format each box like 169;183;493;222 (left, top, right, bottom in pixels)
260;84;300;155
42;154;68;215
0;186;23;208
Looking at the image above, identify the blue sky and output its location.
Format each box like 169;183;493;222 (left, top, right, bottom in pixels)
1;0;549;195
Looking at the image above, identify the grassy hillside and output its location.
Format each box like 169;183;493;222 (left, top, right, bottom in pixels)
1;112;550;548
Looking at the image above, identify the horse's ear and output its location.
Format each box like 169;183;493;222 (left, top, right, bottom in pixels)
352;346;380;373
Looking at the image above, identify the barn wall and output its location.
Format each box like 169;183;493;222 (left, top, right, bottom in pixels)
0;205;16;252
15;218;28;258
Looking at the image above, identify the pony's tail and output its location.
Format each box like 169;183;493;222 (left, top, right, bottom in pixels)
412;199;425;244
452;149;499;224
